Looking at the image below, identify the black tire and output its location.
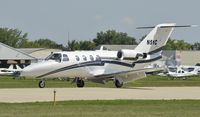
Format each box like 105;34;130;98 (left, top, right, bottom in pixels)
39;80;45;88
76;79;84;88
114;79;123;88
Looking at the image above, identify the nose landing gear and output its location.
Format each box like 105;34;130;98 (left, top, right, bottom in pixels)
39;80;45;88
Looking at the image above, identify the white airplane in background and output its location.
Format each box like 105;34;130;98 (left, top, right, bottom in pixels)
0;64;22;76
167;65;199;79
18;23;193;88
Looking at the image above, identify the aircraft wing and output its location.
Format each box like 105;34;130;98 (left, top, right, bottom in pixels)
90;67;163;84
90;69;148;84
145;67;166;74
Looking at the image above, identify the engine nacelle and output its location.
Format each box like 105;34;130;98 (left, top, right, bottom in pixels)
117;49;147;60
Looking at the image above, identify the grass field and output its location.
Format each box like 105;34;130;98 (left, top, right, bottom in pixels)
1;75;200;88
1;76;200;117
0;100;200;117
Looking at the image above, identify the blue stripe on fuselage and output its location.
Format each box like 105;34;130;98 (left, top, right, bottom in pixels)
37;56;161;78
36;60;133;78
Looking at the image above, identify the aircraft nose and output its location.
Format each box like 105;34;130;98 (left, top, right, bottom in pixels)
20;67;32;77
20;65;40;77
20;61;58;78
20;62;54;77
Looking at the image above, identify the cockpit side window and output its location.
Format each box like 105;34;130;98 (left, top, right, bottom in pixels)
82;55;87;61
63;54;69;61
46;53;61;62
103;46;108;50
75;55;80;61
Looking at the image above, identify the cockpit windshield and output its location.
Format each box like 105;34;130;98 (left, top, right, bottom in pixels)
45;53;61;62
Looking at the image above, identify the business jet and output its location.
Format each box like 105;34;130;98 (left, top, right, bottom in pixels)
19;23;193;88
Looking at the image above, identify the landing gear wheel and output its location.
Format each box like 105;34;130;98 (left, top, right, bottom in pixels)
76;79;85;88
114;79;123;88
39;80;45;88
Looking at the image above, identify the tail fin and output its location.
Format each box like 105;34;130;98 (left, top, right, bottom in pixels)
135;23;176;54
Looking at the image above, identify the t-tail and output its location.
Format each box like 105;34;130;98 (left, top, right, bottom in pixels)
117;23;194;61
134;23;176;54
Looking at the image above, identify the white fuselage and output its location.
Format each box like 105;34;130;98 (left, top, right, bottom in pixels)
20;50;149;79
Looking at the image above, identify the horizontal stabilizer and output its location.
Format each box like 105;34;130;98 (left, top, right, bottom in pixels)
136;25;198;29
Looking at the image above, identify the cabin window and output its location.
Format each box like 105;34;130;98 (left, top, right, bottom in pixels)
82;55;87;61
75;55;80;61
103;46;108;50
168;67;177;72
46;53;61;62
63;54;69;61
96;55;101;61
89;55;94;61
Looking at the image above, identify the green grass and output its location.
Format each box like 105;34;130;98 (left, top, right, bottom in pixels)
0;100;200;117
1;75;200;88
127;75;200;87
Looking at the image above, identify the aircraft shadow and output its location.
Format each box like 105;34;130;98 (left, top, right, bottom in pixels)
121;87;153;90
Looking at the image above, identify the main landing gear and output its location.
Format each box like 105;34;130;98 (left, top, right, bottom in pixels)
37;78;122;88
76;78;85;88
114;79;123;88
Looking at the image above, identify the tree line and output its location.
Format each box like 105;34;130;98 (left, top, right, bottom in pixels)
0;27;199;51
0;28;64;49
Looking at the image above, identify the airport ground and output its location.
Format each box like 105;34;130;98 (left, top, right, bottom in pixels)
1;75;200;117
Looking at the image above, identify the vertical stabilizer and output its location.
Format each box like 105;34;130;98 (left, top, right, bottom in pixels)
135;23;176;54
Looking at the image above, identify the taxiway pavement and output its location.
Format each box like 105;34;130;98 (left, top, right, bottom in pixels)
0;87;200;103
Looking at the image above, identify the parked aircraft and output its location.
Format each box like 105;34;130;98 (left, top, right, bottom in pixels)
0;64;22;76
19;23;192;88
167;65;199;79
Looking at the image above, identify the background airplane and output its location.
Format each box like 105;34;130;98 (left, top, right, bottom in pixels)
0;64;22;76
167;65;199;79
